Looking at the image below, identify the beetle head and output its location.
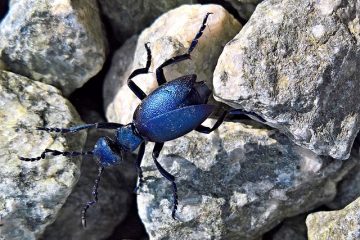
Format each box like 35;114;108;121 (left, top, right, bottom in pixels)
93;136;123;167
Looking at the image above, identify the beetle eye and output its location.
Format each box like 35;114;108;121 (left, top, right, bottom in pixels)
93;137;123;167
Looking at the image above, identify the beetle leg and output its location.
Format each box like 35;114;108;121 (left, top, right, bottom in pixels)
188;12;213;54
134;142;146;193
36;122;123;133
195;109;266;134
156;12;213;86
152;142;178;220
81;166;104;228
128;43;152;100
18;149;93;162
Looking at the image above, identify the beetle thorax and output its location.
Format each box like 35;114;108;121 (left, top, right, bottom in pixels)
116;124;143;152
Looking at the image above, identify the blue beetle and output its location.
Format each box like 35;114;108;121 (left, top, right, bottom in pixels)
19;13;265;227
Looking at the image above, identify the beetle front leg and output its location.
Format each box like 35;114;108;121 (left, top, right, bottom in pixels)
152;142;178;220
155;12;213;85
127;43;152;100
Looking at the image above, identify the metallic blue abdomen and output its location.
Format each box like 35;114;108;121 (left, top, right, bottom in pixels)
133;75;214;142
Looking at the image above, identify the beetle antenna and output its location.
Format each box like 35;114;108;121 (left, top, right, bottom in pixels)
18;149;93;162
81;166;104;228
37;122;123;134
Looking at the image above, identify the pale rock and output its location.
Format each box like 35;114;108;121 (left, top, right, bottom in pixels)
0;70;86;239
0;0;107;95
213;0;360;160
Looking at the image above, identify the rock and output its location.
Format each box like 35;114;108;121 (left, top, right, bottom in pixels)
224;0;264;20
42;112;137;240
213;0;360;160
98;0;193;42
0;70;86;239
0;0;107;96
306;197;360;240
104;4;241;124
137;120;356;239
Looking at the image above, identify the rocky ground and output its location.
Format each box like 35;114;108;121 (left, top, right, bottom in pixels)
0;0;359;240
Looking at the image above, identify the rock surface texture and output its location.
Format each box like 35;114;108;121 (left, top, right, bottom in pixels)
137;120;356;239
98;0;193;42
0;70;86;239
213;0;360;160
0;0;107;95
104;4;241;124
306;197;360;240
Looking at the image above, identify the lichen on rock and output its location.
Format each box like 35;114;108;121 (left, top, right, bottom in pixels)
306;197;360;240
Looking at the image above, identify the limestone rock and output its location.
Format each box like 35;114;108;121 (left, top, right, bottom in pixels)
42;112;137;240
137;120;356;239
0;70;86;239
104;4;241;124
98;0;193;42
213;0;360;160
306;197;360;240
0;0;107;95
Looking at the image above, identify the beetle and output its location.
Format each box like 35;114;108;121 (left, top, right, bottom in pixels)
19;13;265;227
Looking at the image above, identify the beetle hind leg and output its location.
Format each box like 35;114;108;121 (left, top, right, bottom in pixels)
152;143;179;220
195;109;266;134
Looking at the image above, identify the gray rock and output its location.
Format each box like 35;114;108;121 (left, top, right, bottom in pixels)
225;0;264;20
0;70;86;239
0;0;107;96
98;0;193;42
213;0;360;160
306;197;360;240
104;4;241;124
42;112;137;240
137;120;356;239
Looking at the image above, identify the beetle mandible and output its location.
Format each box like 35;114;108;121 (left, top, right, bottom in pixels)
19;13;265;227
